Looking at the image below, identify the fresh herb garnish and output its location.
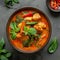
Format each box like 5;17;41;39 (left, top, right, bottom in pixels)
10;22;20;39
4;0;19;8
23;39;31;47
23;36;34;47
28;28;37;36
24;26;37;36
10;31;17;39
24;26;29;35
23;26;38;47
10;22;20;32
15;16;24;24
48;37;58;54
13;0;19;3
26;22;37;25
0;38;11;60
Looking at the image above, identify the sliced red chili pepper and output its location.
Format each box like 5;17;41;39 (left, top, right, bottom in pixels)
56;0;60;3
23;11;33;18
50;0;58;10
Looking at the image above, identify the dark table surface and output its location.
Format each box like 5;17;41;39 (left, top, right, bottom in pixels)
0;0;60;60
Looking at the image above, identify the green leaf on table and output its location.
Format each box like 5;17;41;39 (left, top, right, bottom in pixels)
48;37;58;54
0;49;8;53
5;0;10;4
4;0;19;8
13;0;19;3
0;38;12;60
0;55;8;60
4;53;11;58
0;38;5;50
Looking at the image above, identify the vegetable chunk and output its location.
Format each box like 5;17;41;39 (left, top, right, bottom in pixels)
33;13;41;20
34;22;46;31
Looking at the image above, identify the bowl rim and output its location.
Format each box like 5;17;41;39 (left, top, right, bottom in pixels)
6;7;52;53
46;0;60;12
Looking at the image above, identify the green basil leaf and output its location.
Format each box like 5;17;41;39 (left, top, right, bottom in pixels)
28;28;37;35
0;38;5;50
5;0;10;4
0;55;8;60
4;53;11;58
15;28;20;32
10;31;16;39
24;27;37;36
1;49;8;53
10;22;20;32
23;39;31;47
48;37;58;54
10;22;15;30
13;0;19;3
24;26;29;32
16;16;24;24
5;0;14;7
24;26;29;35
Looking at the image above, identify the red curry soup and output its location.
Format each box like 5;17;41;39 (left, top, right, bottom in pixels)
8;9;51;53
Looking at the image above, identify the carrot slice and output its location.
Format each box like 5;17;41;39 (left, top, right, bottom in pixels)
20;21;25;34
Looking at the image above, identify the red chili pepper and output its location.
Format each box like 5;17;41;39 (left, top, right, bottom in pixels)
23;11;33;18
50;0;58;10
56;0;60;3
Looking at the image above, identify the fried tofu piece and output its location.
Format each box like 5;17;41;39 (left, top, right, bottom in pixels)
38;22;46;28
24;17;32;21
34;22;46;31
18;23;22;28
33;13;41;20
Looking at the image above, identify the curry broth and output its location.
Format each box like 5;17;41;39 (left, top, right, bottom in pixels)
8;10;50;52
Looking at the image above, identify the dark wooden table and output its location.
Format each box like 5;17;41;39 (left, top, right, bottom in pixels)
0;0;60;60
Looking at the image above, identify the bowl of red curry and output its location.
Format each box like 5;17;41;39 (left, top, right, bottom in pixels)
46;0;60;12
6;7;52;53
